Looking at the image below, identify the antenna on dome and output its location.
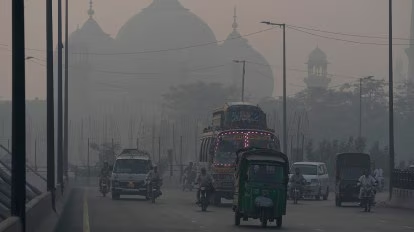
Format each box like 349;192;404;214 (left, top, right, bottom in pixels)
232;6;238;30
88;0;94;18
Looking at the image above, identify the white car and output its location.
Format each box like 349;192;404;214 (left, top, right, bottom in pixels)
111;150;152;200
289;162;330;200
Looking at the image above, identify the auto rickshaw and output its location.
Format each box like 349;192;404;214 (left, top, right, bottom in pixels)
233;147;289;228
335;153;371;207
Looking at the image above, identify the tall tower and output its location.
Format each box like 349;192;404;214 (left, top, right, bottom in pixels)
406;0;414;83
304;46;331;89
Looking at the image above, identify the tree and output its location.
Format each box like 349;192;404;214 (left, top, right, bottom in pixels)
90;142;121;166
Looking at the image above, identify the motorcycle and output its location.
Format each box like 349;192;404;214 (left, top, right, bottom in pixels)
198;186;210;211
100;177;110;197
360;185;375;212
182;171;196;192
148;178;163;203
292;186;300;204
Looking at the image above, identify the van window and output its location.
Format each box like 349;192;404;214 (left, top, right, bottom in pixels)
292;164;317;175
113;159;149;174
318;165;324;175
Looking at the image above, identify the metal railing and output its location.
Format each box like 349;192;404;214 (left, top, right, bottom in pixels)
392;169;414;190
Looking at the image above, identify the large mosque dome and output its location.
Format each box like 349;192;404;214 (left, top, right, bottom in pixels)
116;0;218;49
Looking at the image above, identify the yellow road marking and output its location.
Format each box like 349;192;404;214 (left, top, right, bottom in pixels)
83;189;90;232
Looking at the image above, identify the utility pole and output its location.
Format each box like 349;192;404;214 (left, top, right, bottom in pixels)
233;60;246;102
388;0;395;200
359;78;362;138
57;0;64;194
261;21;287;155
46;0;55;209
359;76;373;138
11;0;26;229
64;0;69;181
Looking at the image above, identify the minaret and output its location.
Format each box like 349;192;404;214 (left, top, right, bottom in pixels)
232;6;238;31
87;0;94;18
406;0;414;83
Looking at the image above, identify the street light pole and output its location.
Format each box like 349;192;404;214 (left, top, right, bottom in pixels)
11;0;26;229
46;0;55;208
64;0;69;181
233;60;246;102
57;0;64;193
261;21;287;155
388;0;395;201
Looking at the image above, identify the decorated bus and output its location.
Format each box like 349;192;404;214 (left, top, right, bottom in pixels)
198;102;280;205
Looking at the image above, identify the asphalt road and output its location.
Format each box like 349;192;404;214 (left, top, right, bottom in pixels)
56;185;414;232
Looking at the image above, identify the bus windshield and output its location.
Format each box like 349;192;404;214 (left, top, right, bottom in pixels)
215;134;244;164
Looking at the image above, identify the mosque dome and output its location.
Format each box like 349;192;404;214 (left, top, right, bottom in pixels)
220;8;274;101
116;0;217;50
308;46;327;64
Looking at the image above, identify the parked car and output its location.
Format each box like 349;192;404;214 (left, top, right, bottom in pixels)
288;162;330;200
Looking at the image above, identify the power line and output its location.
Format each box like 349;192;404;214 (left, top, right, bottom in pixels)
0;27;277;56
288;24;413;41
287;26;414;46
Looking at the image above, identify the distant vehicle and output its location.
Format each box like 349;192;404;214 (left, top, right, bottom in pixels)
335;153;371;207
288;162;329;200
111;151;152;200
198;102;279;205
408;165;414;171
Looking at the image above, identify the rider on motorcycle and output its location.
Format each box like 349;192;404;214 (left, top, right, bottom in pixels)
146;166;162;199
196;167;213;204
289;168;306;198
99;161;111;190
183;162;195;184
357;169;377;204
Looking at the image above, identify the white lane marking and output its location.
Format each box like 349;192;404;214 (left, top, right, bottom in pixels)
313;229;325;232
402;226;414;230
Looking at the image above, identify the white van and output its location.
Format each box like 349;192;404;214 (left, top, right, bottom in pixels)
111;150;152;200
289;162;330;200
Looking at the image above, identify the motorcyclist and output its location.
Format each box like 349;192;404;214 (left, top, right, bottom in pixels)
289;168;306;198
357;169;377;204
196;167;214;204
146;166;162;199
99;161;111;190
183;162;195;185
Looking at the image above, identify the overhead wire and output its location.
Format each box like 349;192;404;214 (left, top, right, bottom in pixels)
288;24;413;41
287;26;414;46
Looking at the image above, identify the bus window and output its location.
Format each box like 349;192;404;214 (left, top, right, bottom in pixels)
199;139;206;162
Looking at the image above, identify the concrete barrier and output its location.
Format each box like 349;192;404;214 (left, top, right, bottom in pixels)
0;181;73;232
390;188;414;210
0;217;21;232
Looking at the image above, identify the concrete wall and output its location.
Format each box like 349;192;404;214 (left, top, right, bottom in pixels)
390;188;414;210
0;182;72;232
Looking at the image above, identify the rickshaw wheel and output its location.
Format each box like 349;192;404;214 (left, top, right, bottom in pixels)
261;220;267;228
234;211;241;226
276;217;282;228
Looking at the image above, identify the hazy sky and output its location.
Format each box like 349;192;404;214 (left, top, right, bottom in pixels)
0;0;412;100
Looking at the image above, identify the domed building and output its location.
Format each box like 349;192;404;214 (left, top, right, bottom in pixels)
65;1;115;119
65;0;274;117
220;7;274;102
304;46;331;89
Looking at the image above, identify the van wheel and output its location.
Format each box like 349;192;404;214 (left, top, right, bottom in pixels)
323;187;329;200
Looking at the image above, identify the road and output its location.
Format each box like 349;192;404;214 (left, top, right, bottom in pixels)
56;184;414;232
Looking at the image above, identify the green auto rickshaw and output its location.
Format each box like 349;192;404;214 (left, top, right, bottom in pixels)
233;148;289;228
